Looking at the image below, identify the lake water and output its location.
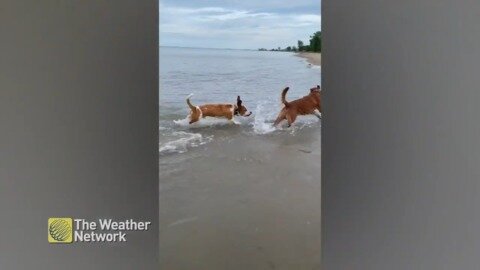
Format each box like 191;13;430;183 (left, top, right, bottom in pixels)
159;46;321;155
159;47;322;269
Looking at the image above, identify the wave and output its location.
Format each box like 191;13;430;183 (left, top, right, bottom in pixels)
159;131;213;155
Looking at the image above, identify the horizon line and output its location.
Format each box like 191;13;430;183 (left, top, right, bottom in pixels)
160;45;256;51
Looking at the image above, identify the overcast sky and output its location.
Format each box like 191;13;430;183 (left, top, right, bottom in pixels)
159;0;321;49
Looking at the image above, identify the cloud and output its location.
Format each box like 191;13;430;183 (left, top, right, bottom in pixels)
161;0;321;12
159;2;321;49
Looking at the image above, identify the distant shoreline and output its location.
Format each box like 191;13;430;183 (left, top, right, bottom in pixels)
296;52;321;66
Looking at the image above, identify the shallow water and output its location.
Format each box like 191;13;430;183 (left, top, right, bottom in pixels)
159;46;321;155
159;47;322;269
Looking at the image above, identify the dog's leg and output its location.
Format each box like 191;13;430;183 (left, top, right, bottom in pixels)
273;111;286;126
189;113;199;124
189;118;198;124
188;107;202;124
313;110;322;119
226;114;239;125
286;113;297;128
226;114;235;124
273;117;284;126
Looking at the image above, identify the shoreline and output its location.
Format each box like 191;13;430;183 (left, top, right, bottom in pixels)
159;48;321;269
296;52;321;66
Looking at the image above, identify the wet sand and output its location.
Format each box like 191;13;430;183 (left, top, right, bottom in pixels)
296;52;321;66
159;125;321;269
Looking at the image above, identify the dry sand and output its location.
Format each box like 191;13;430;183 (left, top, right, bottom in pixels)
296;52;321;66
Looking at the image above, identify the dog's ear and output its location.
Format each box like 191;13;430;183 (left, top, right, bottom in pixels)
237;96;242;106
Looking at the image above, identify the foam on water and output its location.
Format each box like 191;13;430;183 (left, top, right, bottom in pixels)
160;112;320;155
173;116;241;128
300;57;321;71
159;131;213;155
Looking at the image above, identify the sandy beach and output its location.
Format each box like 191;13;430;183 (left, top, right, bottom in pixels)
296;52;321;66
160;125;321;269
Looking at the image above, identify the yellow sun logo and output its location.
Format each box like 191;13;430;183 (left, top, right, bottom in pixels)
48;218;73;243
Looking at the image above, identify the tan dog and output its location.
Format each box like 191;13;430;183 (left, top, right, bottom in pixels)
273;85;321;127
186;94;252;124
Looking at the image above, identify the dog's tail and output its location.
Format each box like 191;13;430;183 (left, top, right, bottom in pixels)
281;87;290;107
186;93;196;110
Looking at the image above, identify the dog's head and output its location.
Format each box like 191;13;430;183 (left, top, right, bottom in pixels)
235;96;252;117
310;85;321;93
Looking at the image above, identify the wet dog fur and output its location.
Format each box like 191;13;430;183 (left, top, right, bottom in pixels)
186;95;252;124
273;85;321;127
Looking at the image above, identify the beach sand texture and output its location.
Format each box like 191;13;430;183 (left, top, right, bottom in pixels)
160;127;321;269
297;52;321;66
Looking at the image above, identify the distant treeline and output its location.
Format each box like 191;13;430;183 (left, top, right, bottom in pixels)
258;31;321;53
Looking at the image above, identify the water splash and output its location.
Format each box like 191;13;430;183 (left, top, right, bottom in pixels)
173;116;240;128
252;101;277;134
